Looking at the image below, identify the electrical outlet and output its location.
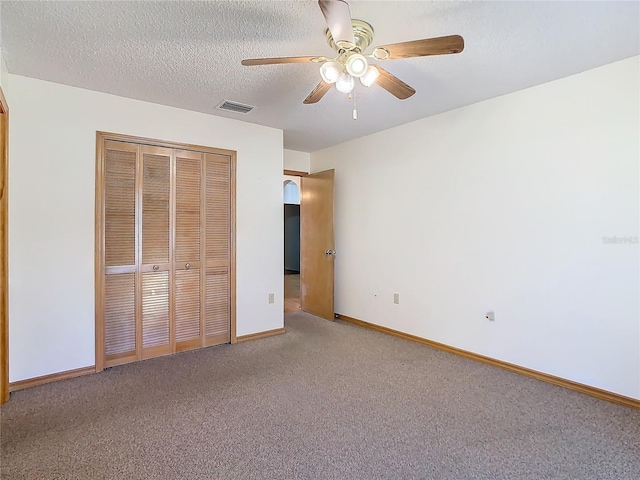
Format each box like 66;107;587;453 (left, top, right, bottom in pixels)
268;293;275;304
393;293;399;304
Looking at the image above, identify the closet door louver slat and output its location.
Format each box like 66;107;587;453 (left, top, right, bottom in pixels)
105;148;136;267
176;153;201;263
142;271;170;349
104;273;136;356
205;156;230;263
175;151;203;349
141;146;172;355
204;154;231;345
205;266;229;341
103;141;138;366
142;152;170;265
175;269;201;342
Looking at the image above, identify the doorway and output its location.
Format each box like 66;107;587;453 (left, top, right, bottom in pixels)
283;169;335;320
283;176;301;313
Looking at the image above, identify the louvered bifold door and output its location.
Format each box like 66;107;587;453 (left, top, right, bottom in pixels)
140;145;173;359
103;141;138;367
174;150;204;352
204;153;232;346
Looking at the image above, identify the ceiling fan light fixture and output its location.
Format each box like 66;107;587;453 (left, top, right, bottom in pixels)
319;61;342;84
335;72;355;94
345;53;368;77
360;65;380;87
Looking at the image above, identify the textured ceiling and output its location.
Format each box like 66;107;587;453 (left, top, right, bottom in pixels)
2;1;639;152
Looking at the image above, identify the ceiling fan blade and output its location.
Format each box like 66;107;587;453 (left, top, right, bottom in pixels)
318;0;355;48
376;67;416;100
375;35;464;60
303;81;333;104
241;56;324;66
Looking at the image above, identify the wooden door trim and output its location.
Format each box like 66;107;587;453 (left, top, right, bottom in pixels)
95;132;237;372
134;143;143;362
9;366;95;393
337;314;640;410
283;169;308;177
94;133;105;372
237;328;285;343
98;131;236;157
229;151;237;343
0;86;8;404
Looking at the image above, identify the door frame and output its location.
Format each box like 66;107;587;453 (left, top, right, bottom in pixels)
95;131;237;372
0;87;8;404
284;170;308;178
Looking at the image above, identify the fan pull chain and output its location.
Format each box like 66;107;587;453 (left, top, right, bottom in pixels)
352;86;358;120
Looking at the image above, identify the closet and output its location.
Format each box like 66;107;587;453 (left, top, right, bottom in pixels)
95;133;235;370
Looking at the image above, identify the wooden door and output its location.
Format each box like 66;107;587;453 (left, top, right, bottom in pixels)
203;153;232;346
140;145;172;359
300;169;335;320
0;88;8;403
102;141;138;367
174;150;203;352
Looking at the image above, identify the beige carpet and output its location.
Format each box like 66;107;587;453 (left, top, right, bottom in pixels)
2;311;639;479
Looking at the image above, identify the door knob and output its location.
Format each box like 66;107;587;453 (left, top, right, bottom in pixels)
185;263;190;270
153;265;159;271
325;250;336;255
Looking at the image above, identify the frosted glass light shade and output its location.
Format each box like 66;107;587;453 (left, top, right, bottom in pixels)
346;53;368;78
335;73;355;93
360;65;380;87
319;61;342;84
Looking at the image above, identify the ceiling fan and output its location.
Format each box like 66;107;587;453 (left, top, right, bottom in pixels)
241;0;464;105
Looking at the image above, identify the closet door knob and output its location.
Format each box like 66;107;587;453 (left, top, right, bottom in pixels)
185;263;190;270
153;265;159;271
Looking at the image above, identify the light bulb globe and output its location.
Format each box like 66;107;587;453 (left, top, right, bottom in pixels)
335;73;355;94
346;53;369;78
360;65;380;87
319;61;342;84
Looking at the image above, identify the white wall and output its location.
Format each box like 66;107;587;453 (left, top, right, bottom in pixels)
284;149;310;173
8;75;284;382
311;56;640;399
0;6;6;89
0;45;7;90
0;55;7;90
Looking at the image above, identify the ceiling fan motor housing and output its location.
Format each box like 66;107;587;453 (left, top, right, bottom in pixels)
325;20;375;53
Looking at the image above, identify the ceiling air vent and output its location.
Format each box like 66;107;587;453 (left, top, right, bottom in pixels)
216;100;255;114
